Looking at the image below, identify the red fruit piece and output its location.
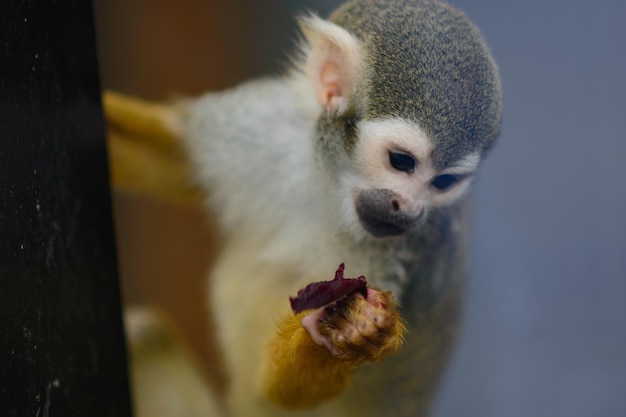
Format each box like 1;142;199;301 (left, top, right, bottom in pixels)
289;263;367;314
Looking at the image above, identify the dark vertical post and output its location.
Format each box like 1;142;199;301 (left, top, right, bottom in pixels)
0;1;133;416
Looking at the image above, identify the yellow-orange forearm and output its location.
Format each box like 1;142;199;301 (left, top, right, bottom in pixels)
103;91;202;205
263;289;406;410
263;312;357;409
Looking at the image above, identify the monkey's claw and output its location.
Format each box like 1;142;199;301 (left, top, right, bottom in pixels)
301;289;405;364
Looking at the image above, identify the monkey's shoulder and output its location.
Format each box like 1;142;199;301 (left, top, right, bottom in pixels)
186;78;310;139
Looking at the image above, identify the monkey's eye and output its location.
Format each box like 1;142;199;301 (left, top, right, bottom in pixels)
389;151;415;173
431;174;459;191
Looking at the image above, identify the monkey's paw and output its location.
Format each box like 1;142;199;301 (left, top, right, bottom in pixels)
301;289;405;364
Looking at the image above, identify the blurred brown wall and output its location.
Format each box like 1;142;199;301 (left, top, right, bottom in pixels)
93;0;338;389
94;0;271;389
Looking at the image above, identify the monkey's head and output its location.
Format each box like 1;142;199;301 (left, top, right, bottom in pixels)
294;0;502;239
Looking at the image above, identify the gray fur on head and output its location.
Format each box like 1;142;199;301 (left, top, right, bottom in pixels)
330;0;502;169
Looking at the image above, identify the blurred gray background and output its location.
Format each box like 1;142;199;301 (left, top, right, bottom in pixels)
96;0;626;416
434;1;626;417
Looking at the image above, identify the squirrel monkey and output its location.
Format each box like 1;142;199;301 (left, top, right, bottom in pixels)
105;0;502;416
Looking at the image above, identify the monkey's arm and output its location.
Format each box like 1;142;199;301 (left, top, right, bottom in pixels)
103;91;203;205
263;312;355;409
263;290;406;409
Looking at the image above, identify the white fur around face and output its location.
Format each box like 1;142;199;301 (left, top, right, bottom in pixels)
347;118;480;220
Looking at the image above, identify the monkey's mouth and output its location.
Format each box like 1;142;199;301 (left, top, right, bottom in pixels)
359;217;406;238
357;212;419;238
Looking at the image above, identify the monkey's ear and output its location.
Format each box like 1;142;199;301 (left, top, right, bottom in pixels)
298;15;362;114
